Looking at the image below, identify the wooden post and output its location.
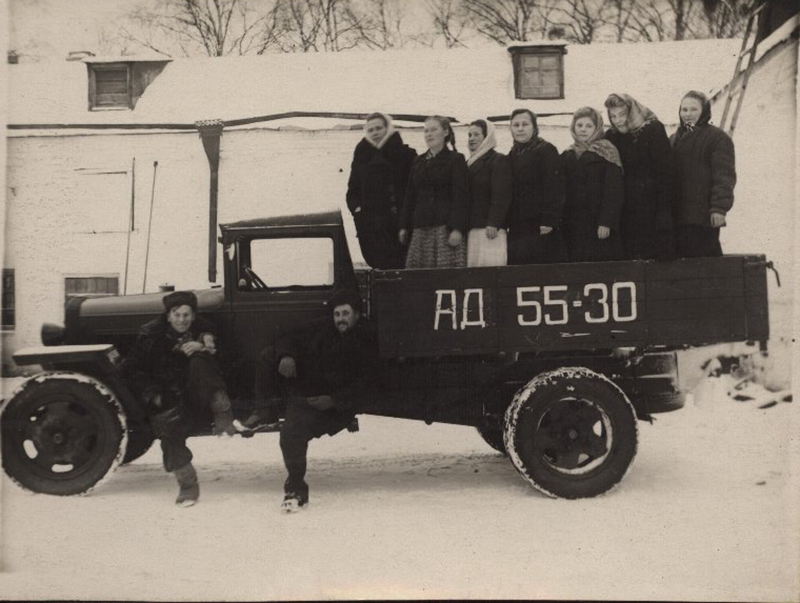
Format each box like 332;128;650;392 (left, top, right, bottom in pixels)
196;119;224;283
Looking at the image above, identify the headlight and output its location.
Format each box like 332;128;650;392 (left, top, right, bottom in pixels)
41;323;65;346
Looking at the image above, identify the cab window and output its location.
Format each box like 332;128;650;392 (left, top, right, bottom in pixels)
239;237;334;291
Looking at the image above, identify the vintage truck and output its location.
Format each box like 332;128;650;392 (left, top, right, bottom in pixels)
0;210;771;499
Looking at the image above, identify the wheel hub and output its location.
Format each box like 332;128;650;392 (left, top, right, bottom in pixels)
535;398;613;474
26;399;99;467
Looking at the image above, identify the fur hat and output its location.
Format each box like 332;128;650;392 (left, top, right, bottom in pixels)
326;288;362;312
163;290;198;313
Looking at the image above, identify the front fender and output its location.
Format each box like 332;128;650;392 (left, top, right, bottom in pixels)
11;345;146;424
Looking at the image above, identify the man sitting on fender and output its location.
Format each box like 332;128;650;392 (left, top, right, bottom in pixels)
244;288;377;513
122;290;236;507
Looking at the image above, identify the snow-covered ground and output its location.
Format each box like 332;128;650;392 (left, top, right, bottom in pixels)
1;374;797;601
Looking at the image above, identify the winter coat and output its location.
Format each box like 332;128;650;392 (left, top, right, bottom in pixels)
274;317;378;416
670;124;736;226
507;139;565;230
605;120;677;260
468;149;512;230
122;314;219;405
346;132;417;217
560;148;625;262
399;148;469;234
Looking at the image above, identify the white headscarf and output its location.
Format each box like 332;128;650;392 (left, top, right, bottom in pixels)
467;119;497;167
364;112;397;149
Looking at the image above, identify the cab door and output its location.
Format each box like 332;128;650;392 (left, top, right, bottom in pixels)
227;229;345;399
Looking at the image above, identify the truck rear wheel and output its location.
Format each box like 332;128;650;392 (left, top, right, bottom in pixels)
1;373;127;495
504;367;638;499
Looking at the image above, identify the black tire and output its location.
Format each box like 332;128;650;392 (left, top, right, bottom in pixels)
645;390;686;413
504;367;638;499
1;372;127;495
121;427;155;464
476;422;508;455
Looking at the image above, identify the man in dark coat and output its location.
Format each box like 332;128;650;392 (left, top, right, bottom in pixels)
346;113;417;269
122;290;236;507
248;288;378;513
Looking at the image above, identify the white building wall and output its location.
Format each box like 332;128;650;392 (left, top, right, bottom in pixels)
4;49;796;382
710;37;797;382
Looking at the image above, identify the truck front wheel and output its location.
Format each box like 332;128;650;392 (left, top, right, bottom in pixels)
504;367;638;499
1;373;127;495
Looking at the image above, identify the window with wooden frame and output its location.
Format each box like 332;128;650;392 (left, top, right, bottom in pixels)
2;269;15;331
509;46;566;100
64;275;119;305
88;63;131;110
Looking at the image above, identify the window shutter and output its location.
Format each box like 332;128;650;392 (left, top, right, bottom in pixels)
91;66;130;109
513;49;564;100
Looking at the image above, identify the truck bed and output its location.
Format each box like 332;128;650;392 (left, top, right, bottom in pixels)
371;255;769;358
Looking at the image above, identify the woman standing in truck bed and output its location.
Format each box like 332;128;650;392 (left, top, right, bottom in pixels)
561;107;625;262
466;119;512;267
399;116;469;269
604;93;676;261
670;90;736;258
346;112;417;269
506;108;567;265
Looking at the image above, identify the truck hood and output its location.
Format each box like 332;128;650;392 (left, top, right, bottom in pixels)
79;288;225;318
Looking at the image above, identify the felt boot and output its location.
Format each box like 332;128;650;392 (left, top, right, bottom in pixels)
174;463;199;507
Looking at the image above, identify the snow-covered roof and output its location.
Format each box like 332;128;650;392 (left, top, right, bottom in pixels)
8;38;742;129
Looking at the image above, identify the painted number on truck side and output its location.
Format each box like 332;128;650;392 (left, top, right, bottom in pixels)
433;282;638;331
517;282;638;326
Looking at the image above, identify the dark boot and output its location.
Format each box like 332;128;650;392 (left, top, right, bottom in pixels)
174;462;199;507
210;390;236;437
281;476;309;513
237;406;280;432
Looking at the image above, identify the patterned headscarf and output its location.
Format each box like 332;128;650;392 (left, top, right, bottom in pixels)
568;107;623;170
673;90;712;144
606;93;658;134
467;119;497;167
363;112;397;149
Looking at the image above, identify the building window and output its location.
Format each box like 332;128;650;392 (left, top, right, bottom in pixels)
509;45;566;100
89;64;131;109
2;269;15;330
65;276;119;305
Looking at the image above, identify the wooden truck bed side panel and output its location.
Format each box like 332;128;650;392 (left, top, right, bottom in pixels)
371;255;768;358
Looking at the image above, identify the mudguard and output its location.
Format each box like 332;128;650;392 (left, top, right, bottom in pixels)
11;344;146;424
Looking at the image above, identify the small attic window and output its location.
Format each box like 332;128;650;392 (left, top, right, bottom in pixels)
88;63;131;110
508;45;566;100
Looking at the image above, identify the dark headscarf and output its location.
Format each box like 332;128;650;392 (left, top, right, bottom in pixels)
509;108;547;157
673;90;712;144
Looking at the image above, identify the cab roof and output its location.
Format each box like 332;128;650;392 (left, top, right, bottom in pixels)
220;210;343;231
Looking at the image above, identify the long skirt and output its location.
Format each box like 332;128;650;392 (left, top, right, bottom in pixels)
467;228;508;267
405;225;467;269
